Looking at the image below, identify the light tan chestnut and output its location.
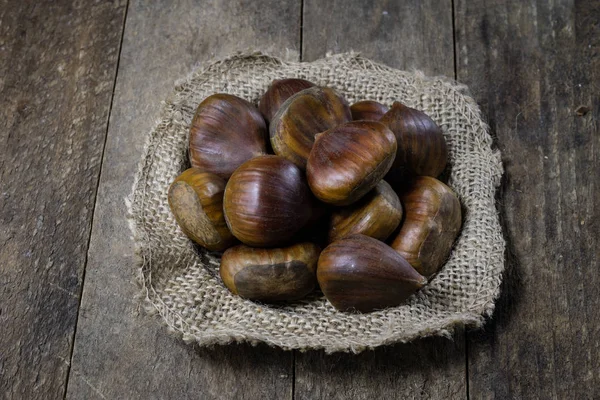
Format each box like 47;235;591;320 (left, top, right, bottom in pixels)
317;235;427;313
306;120;397;206
270;86;351;168
390;176;462;276
220;242;320;302
189;93;267;179
259;78;315;124
168;168;236;251
380;102;448;188
223;155;314;247
350;100;389;121
328;180;402;243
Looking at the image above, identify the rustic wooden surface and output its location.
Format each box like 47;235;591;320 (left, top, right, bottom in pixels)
1;0;598;399
0;1;126;399
455;1;600;398
64;1;299;399
303;0;454;76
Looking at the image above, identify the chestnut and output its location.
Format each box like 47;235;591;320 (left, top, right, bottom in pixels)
350;100;389;121
168;168;236;251
220;242;320;302
380;101;448;188
306;120;397;206
317;235;427;313
189;93;267;179
328;180;402;243
270;86;351;168
223;155;313;247
259;78;315;124
390;176;462;276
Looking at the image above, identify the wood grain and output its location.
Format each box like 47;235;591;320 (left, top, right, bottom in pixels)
297;1;466;399
455;0;600;398
302;0;454;75
0;1;126;399
296;332;465;400
65;1;301;399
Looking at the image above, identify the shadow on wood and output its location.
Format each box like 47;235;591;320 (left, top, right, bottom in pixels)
468;162;524;344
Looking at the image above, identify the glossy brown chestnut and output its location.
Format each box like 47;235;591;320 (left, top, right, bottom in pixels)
350;100;389;121
220;242;320;302
259;78;315;124
328;180;402;243
390;176;462;276
317;235;427;313
306;120;397;206
380;101;448;188
270;86;351;168
168;168;236;251
189;93;267;179
223;155;314;247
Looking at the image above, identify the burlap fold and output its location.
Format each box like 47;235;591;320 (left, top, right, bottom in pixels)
128;52;505;353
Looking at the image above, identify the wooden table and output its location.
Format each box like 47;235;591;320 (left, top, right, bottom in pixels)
1;1;598;399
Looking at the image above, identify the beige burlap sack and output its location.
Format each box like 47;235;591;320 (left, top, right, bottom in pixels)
128;52;505;353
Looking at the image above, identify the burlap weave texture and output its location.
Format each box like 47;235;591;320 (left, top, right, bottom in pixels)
128;52;505;353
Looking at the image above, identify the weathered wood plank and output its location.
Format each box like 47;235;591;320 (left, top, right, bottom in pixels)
65;1;301;399
455;0;600;398
295;332;466;400
0;1;126;399
297;2;466;399
302;0;454;75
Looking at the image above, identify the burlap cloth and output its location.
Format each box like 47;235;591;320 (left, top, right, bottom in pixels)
128;52;505;353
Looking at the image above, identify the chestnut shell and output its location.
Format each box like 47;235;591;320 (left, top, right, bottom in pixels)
317;235;427;313
328;180;402;243
220;242;320;302
270;86;351;169
390;176;462;276
168;168;236;251
189;93;267;179
306;120;397;206
380;102;448;188
223;155;314;247
350;100;389;121
259;78;316;124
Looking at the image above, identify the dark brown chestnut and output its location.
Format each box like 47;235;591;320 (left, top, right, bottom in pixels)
189;93;267;179
220;242;320;302
270;86;351;168
223;155;313;247
390;176;462;276
168;168;236;251
350;100;389;121
306;120;397;206
380;101;448;188
328;180;402;243
317;235;427;313
259;78;316;124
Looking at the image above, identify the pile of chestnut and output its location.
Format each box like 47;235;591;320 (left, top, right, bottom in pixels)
168;79;462;313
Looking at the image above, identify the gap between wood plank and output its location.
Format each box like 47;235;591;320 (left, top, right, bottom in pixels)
450;1;470;398
299;0;304;61
62;2;130;398
451;0;458;83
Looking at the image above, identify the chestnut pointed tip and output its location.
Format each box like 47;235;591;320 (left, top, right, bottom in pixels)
416;275;428;288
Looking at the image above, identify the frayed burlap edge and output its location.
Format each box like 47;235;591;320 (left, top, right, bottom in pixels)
126;51;505;354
